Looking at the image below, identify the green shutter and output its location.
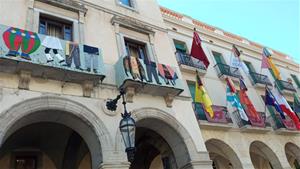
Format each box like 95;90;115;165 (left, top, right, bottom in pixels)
188;82;206;120
244;61;256;73
212;52;225;64
291;74;300;88
188;83;195;101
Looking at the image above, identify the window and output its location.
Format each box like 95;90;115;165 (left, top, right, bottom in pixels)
212;51;225;64
291;74;300;88
244;61;256;73
39;15;73;41
119;0;134;8
173;40;188;53
15;156;37;169
124;39;149;61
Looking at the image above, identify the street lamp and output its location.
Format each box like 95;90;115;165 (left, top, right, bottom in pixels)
106;88;136;163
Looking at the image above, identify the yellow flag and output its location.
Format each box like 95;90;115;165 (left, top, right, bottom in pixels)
195;73;214;118
267;57;281;80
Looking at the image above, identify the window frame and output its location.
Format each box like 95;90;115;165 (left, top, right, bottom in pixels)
39;14;73;41
117;0;138;11
119;33;156;62
173;39;188;54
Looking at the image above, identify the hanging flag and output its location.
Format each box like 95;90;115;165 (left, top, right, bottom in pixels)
194;71;214;118
261;48;271;69
230;45;242;68
238;78;260;119
272;88;300;130
267;57;281;80
261;47;281;80
226;78;249;121
294;94;300;113
239;78;247;91
232;44;241;58
265;87;285;119
190;31;210;68
225;77;236;93
263;47;272;57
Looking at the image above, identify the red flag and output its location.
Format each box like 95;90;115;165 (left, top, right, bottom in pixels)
225;77;236;93
190;31;210;68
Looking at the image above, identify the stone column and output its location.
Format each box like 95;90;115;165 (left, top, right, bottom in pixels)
25;0;35;31
114;23;126;57
78;11;85;43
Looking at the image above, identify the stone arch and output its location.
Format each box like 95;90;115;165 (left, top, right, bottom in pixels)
249;141;282;169
0;96;113;169
205;139;243;169
285;142;300;168
116;107;206;168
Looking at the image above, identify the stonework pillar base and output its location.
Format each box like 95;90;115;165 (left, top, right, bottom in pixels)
181;160;213;169
98;162;130;169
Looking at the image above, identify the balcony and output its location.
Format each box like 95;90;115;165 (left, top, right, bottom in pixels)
0;24;105;87
193;102;233;130
268;106;299;135
276;80;297;94
249;72;272;87
175;51;207;74
232;110;271;133
114;56;184;107
214;63;241;79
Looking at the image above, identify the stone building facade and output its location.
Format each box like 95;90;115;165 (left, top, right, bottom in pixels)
0;0;299;169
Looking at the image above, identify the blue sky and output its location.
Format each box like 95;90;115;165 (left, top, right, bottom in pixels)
157;0;300;64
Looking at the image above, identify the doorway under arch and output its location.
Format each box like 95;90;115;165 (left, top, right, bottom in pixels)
205;139;242;169
250;141;282;169
129;117;192;169
285;142;300;169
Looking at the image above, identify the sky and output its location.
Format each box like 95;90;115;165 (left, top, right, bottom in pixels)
157;0;300;64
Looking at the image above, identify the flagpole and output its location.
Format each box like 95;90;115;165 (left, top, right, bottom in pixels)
264;85;267;115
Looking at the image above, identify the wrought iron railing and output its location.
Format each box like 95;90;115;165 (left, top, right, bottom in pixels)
214;63;241;78
276;80;297;92
175;51;207;70
232;110;268;128
193;102;232;124
249;72;272;86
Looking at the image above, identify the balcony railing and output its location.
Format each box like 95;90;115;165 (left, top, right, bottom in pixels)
115;55;184;101
267;106;297;131
214;63;241;79
232;110;269;128
193;102;232;124
249;72;272;86
175;51;207;71
276;80;297;92
0;24;105;85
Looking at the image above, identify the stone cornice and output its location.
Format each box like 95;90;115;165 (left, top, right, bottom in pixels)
35;0;88;14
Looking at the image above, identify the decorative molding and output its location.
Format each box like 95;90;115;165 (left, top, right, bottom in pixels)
35;0;88;14
164;93;175;108
18;70;31;90
125;87;135;103
111;15;155;35
82;80;94;97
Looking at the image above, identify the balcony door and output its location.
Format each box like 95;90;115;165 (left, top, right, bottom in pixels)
212;51;225;64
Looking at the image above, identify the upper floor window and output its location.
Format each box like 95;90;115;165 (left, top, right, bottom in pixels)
173;40;188;54
212;51;225;64
244;61;256;73
125;39;150;61
39;15;73;41
119;0;134;8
